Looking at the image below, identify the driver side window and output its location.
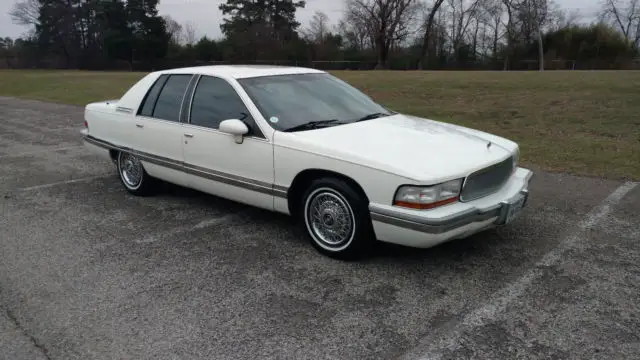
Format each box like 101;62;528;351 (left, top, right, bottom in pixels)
189;76;261;137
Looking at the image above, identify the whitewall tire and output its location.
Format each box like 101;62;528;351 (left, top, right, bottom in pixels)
299;177;374;260
116;151;157;196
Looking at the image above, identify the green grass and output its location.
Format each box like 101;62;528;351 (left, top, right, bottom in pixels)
1;69;639;180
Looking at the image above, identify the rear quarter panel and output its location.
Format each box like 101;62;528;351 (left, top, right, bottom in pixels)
84;72;159;149
85;104;135;150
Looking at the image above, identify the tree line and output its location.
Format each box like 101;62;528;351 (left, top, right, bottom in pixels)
1;0;639;70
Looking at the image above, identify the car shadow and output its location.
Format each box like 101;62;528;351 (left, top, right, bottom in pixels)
369;229;502;261
152;180;509;264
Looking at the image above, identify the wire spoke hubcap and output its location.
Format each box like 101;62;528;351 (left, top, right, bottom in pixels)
119;153;143;188
306;190;355;249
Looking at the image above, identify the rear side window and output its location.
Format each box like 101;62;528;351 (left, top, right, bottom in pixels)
138;75;168;117
149;74;192;122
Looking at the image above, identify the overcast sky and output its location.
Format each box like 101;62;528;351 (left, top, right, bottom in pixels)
0;0;601;40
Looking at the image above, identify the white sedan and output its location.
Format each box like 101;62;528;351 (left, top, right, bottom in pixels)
82;65;533;259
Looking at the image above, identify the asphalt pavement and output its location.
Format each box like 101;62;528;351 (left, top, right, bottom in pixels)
1;96;638;360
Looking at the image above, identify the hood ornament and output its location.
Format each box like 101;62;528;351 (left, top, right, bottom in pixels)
487;141;492;149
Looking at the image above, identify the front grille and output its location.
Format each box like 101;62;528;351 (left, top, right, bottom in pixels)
460;156;514;201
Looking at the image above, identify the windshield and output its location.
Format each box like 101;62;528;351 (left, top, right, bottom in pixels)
237;73;392;131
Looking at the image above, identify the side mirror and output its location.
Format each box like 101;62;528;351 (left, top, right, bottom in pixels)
219;119;249;144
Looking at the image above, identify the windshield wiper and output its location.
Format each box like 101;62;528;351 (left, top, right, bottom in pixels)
356;112;390;122
282;119;344;132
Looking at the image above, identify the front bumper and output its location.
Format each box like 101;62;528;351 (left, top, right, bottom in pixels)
369;167;533;248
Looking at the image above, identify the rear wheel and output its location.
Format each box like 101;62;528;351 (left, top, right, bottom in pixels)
116;151;157;196
300;177;374;260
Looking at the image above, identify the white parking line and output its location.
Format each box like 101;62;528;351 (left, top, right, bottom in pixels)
45;127;83;132
400;181;638;360
0;145;83;159
18;175;114;191
136;212;243;244
0;116;81;132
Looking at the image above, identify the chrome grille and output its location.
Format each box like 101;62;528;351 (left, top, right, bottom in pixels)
460;156;514;201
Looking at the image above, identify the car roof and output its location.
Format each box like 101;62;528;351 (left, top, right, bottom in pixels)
159;64;326;79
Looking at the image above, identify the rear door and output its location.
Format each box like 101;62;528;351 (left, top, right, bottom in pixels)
131;73;196;186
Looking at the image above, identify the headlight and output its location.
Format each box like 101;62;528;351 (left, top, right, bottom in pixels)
393;179;463;209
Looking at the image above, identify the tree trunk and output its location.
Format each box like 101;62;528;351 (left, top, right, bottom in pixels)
537;28;544;71
493;25;498;60
417;0;445;70
472;22;479;60
418;15;436;69
502;0;513;71
376;35;387;69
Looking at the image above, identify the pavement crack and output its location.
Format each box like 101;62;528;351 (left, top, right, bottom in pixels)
3;307;53;360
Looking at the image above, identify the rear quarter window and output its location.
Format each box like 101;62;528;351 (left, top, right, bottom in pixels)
138;75;169;117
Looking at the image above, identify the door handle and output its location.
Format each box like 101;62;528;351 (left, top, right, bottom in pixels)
184;133;194;138
135;124;144;128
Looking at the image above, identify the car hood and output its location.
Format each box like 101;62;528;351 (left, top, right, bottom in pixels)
277;114;518;183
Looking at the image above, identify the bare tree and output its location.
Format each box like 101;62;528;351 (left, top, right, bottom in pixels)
163;15;184;45
548;5;582;31
492;0;552;70
502;0;517;69
184;22;197;46
338;2;374;51
521;0;551;70
345;0;420;69
303;11;331;43
601;0;640;46
337;16;373;51
417;0;446;69
9;0;40;26
483;0;506;59
445;0;482;62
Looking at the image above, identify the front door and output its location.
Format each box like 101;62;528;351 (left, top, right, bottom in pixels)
181;75;275;211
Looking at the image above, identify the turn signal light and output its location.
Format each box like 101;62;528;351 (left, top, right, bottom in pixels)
393;196;459;210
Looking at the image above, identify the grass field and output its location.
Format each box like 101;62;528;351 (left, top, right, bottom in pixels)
1;69;638;180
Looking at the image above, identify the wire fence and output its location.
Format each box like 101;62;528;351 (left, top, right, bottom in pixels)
2;57;640;71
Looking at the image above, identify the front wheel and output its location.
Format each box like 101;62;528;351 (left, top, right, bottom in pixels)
300;177;374;260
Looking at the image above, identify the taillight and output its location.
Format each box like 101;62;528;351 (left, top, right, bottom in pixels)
84;120;88;128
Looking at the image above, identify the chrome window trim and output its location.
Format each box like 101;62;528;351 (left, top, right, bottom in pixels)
187;74;267;140
181;123;270;143
186;74;201;124
176;74;193;122
179;74;199;123
135;115;184;126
